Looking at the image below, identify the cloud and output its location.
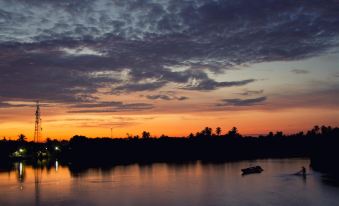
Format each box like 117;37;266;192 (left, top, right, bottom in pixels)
112;81;168;93
0;0;339;104
177;96;189;101
0;102;29;108
60;46;107;57
215;86;339;111
145;93;188;101
183;79;256;90
68;101;153;113
0;101;46;108
291;69;310;74
237;89;264;96
217;96;267;107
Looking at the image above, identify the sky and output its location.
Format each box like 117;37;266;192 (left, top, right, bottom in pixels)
0;0;338;140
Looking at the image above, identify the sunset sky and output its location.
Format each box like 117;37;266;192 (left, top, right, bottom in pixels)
0;0;338;140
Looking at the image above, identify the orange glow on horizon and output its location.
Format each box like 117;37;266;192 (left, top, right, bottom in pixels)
1;107;338;141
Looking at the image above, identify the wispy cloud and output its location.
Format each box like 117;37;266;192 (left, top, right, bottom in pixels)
146;95;188;101
68;101;153;113
183;79;256;91
291;69;310;74
0;101;51;108
217;97;267;107
144;91;188;101
237;89;264;96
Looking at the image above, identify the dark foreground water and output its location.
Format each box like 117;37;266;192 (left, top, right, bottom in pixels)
0;158;338;206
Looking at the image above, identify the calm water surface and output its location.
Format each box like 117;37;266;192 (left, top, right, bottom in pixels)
0;159;338;206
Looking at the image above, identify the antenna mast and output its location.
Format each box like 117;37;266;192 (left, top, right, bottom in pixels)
34;101;42;143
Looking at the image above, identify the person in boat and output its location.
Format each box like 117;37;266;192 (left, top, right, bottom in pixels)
301;166;306;175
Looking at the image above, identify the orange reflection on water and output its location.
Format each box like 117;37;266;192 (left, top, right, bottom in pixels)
0;161;71;205
1;159;339;206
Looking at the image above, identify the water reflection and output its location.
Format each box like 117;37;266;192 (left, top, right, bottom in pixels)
55;160;59;172
0;159;339;206
16;162;25;191
34;165;41;206
14;161;45;205
17;162;25;183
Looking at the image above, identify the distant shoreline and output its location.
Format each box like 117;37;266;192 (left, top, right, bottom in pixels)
0;125;338;175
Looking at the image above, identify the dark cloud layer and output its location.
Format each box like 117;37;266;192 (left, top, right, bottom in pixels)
183;79;256;90
1;0;339;105
146;94;188;101
237;89;264;96
68;101;154;113
217;96;267;107
146;95;188;101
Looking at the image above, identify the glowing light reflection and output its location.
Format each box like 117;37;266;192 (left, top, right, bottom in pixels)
55;161;59;172
19;162;23;177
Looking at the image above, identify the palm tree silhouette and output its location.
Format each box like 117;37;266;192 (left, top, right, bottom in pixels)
17;134;27;142
216;127;222;136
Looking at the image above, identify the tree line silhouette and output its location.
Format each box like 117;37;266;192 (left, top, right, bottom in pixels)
0;125;338;174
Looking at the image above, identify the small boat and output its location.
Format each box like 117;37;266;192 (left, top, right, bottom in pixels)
241;166;263;175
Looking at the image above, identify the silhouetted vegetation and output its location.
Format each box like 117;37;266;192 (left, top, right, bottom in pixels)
17;134;27;143
309;126;339;176
0;125;338;174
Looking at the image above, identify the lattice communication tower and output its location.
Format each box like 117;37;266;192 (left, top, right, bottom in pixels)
34;101;42;143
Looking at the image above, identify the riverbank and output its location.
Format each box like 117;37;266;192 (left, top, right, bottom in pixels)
0;126;337;174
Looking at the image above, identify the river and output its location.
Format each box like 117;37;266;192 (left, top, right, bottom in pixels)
0;158;338;206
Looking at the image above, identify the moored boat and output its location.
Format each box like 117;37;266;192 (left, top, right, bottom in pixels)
241;166;263;175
